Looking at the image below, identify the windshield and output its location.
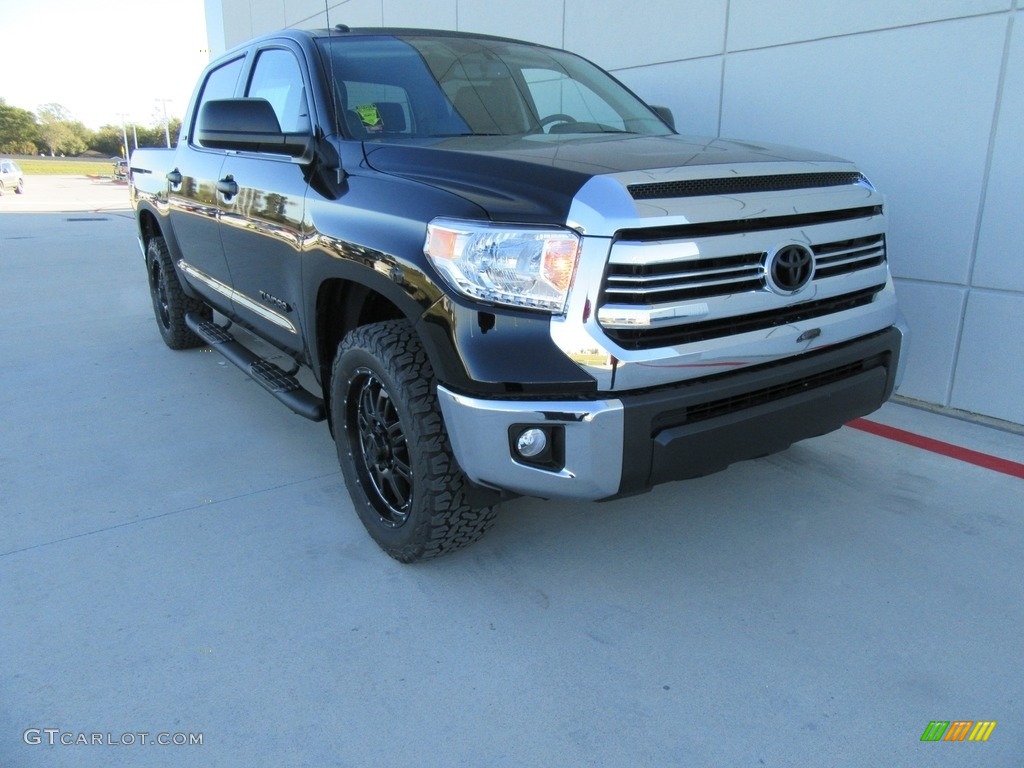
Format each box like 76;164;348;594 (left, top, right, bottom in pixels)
316;34;673;139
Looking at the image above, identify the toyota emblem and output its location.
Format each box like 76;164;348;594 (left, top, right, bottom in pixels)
766;243;814;294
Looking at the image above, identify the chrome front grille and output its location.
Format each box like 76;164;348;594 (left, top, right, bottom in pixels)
604;286;885;350
602;233;886;306
596;205;890;351
552;162;899;392
603;251;764;305
813;235;886;278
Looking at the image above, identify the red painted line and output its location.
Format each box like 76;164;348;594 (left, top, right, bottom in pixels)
848;418;1024;480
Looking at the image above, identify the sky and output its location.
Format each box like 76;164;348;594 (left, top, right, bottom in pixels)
1;0;212;130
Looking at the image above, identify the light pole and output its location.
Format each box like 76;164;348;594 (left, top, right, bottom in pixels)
117;113;130;160
155;98;172;148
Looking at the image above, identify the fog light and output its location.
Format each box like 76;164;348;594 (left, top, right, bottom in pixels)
515;428;548;458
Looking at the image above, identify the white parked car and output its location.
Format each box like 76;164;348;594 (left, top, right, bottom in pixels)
0;159;25;195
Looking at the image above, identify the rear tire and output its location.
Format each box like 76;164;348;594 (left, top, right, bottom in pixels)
145;236;210;349
331;320;497;562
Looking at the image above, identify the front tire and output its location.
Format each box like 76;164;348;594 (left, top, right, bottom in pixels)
145;236;210;349
331;320;497;562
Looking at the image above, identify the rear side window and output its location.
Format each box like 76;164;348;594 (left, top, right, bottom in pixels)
192;56;245;148
246;48;311;134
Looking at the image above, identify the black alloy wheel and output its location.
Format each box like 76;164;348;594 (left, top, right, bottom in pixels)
350;367;413;527
331;320;497;562
145;236;209;350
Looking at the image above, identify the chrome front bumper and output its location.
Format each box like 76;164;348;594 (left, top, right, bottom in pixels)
436;387;625;500
437;325;907;502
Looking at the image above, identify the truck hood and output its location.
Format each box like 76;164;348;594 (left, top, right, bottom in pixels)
361;133;851;225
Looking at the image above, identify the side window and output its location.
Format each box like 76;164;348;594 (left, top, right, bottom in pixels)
192;56;245;147
246;48;311;134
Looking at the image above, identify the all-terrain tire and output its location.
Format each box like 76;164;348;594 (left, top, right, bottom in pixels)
331;320;497;562
145;236;210;349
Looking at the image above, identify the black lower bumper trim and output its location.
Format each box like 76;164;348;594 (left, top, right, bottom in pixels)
615;328;901;496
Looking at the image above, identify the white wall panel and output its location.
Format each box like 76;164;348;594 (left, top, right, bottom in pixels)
565;0;728;69
727;0;1010;51
720;17;1005;286
382;0;457;30
288;0;382;30
891;281;966;404
456;0;564;48
973;12;1024;293
615;58;722;138
950;291;1024;424
222;0;255;47
285;0;337;27
205;0;227;56
291;11;328;30
250;0;286;37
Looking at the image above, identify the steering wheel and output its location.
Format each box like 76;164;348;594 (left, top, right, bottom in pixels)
537;113;577;131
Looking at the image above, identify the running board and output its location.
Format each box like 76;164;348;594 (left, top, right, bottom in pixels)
185;313;326;422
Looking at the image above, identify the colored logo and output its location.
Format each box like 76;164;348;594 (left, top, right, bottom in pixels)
920;720;996;742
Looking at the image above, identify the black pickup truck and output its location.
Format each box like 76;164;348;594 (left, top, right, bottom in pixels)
131;26;907;561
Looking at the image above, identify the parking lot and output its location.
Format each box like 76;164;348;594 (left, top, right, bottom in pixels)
1;178;1022;766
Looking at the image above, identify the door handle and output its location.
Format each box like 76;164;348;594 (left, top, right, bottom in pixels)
217;176;238;198
166;168;182;185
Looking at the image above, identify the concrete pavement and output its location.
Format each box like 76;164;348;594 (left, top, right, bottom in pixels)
1;180;1022;766
0;174;131;213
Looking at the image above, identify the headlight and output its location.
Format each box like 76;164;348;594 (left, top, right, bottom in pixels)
425;218;581;313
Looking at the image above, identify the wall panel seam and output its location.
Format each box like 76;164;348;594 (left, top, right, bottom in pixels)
948;11;1016;404
287;1;353;30
718;0;730;137
894;277;1022;299
724;9;1012;55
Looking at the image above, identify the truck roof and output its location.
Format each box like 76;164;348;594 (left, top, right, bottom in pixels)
221;25;554;56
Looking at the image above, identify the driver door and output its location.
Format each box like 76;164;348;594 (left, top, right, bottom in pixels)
217;45;313;354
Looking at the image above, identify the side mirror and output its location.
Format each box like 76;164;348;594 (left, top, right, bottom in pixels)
650;105;676;132
196;98;312;158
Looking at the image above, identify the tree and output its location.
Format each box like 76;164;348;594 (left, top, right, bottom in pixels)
36;102;86;156
0;99;39;154
92;125;126;157
0;140;38;155
168;117;182;146
36;103;73;123
37;120;82;156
